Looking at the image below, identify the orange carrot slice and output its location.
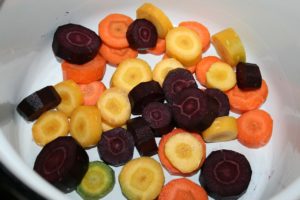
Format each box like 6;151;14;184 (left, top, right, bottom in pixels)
79;81;106;106
158;128;206;176
237;109;273;148
179;21;211;52
99;43;138;66
226;79;269;113
98;13;133;48
162;54;196;74
61;54;106;84
147;38;166;55
195;56;221;86
158;178;208;200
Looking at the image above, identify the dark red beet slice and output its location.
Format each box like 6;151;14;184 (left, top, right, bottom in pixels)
171;88;218;132
34;136;89;193
97;127;134;167
126;19;158;50
162;68;197;104
17;86;61;121
128;80;165;115
202;95;219;130
205;88;230;117
126;117;158;156
199;150;252;200
142;102;175;137
52;23;101;64
236;62;262;90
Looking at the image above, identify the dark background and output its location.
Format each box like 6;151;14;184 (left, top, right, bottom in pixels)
0;162;46;200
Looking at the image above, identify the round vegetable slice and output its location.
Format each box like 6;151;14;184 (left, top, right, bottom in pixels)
32;110;69;146
126;19;158;50
171;88;218;132
97;87;131;127
97;128;134;166
158;128;206;176
52;23;101;64
119;157;165;200
70;106;102;148
179;21;211;52
34;136;89;193
237;109;273;148
54;80;84;117
164;132;204;173
226;79;269;113
142;102;175;137
158;178;208;200
98;13;133;48
136;3;173;38
166;26;202;66
110;58;152;93
199;149;252;200
76;161;115;199
205;88;230;117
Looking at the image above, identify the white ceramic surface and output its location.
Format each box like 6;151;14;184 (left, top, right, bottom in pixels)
1;0;300;199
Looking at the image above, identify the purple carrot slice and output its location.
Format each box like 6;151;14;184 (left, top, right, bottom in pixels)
34;136;89;193
17;86;61;121
126;117;158;156
128;80;165;115
97;127;134;167
199;149;252;200
236;62;262;90
52;23;101;64
205;88;230;117
126;19;158;50
162;68;197;104
171;88;217;132
142;102;175;137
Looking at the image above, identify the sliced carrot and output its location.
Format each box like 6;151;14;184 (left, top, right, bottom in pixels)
186;65;196;74
147;38;166;55
79;81;106;106
162;53;169;60
158;128;206;176
61;54;106;84
99;43;138;66
98;13;133;48
226;79;268;113
195;56;221;86
158;178;208;200
237;109;273;148
162;54;196;73
179;21;211;52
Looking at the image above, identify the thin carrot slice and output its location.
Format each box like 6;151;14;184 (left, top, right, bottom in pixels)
158;128;206;176
179;21;211;52
237;109;273;148
98;13;133;48
79;81;106;106
61;54;106;84
147;38;166;55
195;56;221;86
99;43;138;66
226;79;268;113
158;178;208;200
162;54;196;73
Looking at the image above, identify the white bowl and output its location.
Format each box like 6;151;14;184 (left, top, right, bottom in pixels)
1;0;300;199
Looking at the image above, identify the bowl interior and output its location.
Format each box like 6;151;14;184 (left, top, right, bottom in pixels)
1;0;300;199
